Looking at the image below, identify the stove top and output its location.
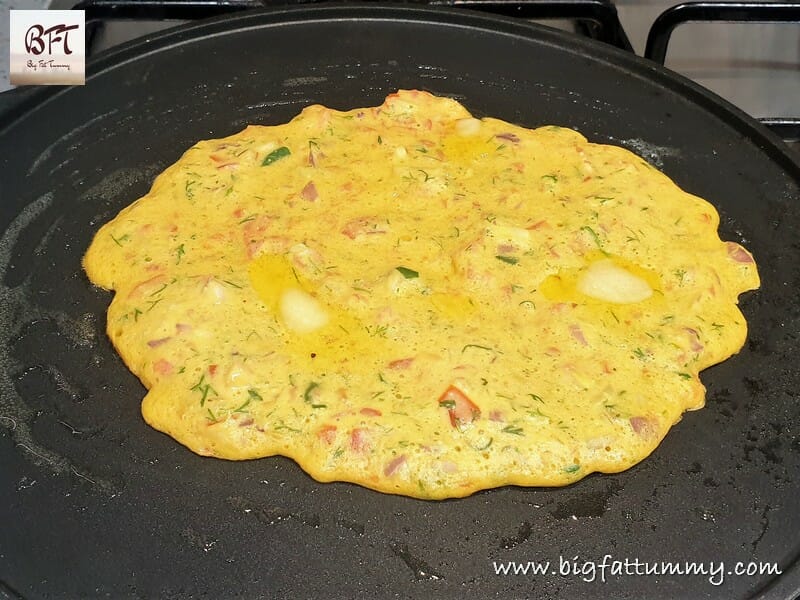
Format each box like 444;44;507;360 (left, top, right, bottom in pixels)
2;0;797;150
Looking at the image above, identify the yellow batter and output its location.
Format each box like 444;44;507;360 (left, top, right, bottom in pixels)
83;90;759;499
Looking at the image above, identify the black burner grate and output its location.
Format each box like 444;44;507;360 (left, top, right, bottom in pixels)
645;1;800;143
73;0;634;53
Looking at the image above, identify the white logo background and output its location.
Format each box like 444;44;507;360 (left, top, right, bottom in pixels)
9;9;85;86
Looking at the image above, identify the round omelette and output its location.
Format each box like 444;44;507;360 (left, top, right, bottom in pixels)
83;90;759;499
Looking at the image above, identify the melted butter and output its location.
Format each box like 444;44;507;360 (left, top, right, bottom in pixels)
248;253;392;374
248;254;300;311
541;252;662;306
429;292;477;320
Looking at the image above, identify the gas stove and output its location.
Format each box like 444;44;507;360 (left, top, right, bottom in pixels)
1;0;798;150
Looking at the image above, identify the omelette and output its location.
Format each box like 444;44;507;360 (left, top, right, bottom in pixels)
83;90;759;499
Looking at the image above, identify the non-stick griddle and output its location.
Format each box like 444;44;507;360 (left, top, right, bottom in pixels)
1;5;798;599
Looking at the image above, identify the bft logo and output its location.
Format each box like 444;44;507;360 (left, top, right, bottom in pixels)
25;23;80;56
9;10;86;86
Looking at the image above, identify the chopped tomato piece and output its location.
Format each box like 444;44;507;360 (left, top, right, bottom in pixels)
630;416;658;439
726;241;755;264
569;324;588;346
387;357;414;369
147;336;171;348
360;408;382;417
317;424;337;445
349;427;371;452
384;455;407;477
153;358;173;376
300;181;318;201
127;274;169;299
438;385;480;430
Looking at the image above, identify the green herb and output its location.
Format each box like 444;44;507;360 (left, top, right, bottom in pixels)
132;308;143;322
261;146;291;166
367;324;388;338
303;381;320;404
238;214;257;224
502;425;524;436
274;422;300;433
233;398;251;413
625;227;641;243
609;309;620;324
563;464;581;473
110;233;130;247
185;180;197;199
633;347;648;361
677;372;692;380
247;388;263;401
581;225;607;254
175;243;185;265
222;279;242;288
528;393;544;403
462;343;497;355
438;399;456;410
541;174;558;184
206;408;219;422
333;446;345;459
396;266;419;279
145;298;163;312
190;374;218;407
377;135;383;145
149;282;169;297
495;255;519;265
